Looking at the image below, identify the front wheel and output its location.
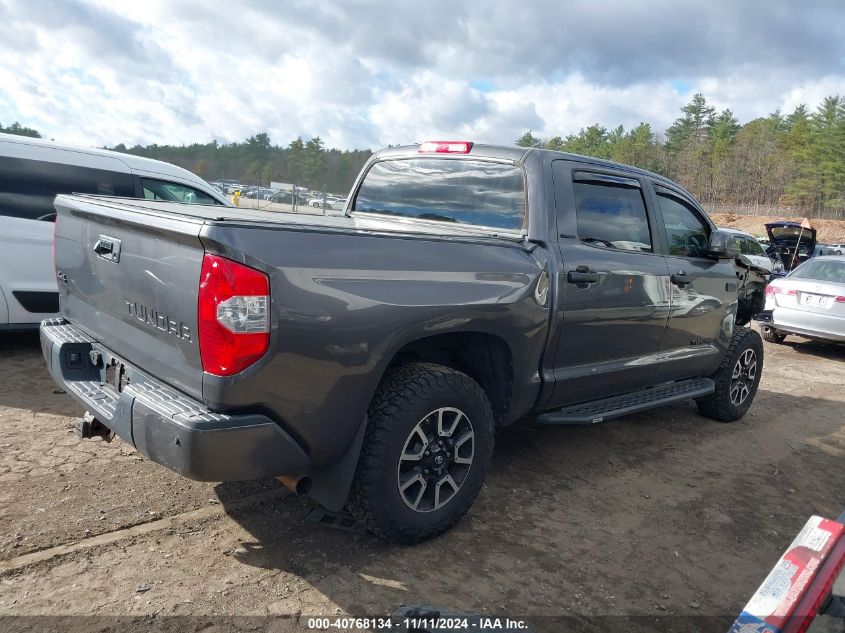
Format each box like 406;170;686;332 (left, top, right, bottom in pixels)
696;327;764;423
347;363;494;544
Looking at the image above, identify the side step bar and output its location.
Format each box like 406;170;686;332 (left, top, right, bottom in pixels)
537;377;715;425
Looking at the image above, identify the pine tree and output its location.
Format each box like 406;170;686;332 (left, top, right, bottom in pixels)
665;94;717;199
303;137;326;188
560;125;611;159
515;131;541;147
708;109;740;203
810;96;845;210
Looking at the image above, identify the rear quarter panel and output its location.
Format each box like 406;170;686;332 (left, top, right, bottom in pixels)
200;223;549;465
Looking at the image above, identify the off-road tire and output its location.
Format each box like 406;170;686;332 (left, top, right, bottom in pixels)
347;362;494;544
762;326;786;344
696;327;764;423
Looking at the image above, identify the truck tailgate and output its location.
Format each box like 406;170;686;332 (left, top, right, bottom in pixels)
54;195;206;399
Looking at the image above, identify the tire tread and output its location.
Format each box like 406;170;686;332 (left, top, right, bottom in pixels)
696;327;763;422
347;362;494;544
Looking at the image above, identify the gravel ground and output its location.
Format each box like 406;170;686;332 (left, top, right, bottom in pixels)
0;328;843;632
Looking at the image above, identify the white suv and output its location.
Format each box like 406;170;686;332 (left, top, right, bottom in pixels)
0;133;230;329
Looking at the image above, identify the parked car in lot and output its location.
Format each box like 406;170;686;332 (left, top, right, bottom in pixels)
759;256;845;344
721;227;785;275
43;141;766;543
818;243;843;256
0;132;229;330
271;191;308;205
242;187;276;200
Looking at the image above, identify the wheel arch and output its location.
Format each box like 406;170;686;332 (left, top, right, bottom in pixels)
307;330;515;513
384;331;515;427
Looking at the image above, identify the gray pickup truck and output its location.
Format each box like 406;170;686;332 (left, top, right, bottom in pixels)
42;141;765;543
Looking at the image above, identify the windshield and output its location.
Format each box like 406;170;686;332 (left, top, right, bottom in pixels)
353;158;526;230
790;259;845;283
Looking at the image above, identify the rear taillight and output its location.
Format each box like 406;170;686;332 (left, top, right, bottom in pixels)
766;285;796;296
198;254;270;376
418;141;473;154
836;296;845;303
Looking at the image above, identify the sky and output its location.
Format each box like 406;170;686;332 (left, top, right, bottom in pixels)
0;0;843;150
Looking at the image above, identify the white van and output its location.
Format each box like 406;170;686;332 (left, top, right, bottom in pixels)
0;133;230;329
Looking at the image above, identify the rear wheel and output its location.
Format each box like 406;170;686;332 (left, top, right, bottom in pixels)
762;326;786;344
347;363;494;544
697;327;764;423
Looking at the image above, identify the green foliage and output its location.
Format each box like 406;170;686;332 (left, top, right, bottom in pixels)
8;91;845;213
0;121;41;138
113;134;372;194
666;93;716;151
516;92;845;213
515;131;541;147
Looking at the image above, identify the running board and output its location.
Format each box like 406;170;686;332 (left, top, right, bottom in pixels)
537;377;715;425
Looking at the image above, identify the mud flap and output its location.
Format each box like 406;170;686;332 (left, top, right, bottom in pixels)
307;414;368;512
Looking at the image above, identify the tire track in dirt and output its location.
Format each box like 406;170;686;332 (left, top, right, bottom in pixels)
0;488;289;576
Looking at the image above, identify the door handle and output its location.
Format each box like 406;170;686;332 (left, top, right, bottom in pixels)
92;235;122;262
671;271;692;287
567;266;600;286
93;240;113;256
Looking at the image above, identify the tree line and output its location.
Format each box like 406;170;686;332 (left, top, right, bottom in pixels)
517;94;845;217
0;122;370;195
4;92;843;211
111;134;372;195
0;121;42;138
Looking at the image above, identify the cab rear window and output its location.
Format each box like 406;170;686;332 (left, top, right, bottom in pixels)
352;158;525;230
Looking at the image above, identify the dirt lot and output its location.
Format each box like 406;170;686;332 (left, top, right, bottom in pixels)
0;329;843;632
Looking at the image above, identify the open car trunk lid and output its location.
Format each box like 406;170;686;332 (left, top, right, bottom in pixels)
765;222;818;271
53;194;206;400
765;221;817;250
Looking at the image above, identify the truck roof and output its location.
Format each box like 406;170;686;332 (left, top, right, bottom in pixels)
374;142;695;200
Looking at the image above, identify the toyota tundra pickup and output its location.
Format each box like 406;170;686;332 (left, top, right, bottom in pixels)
42;141;766;544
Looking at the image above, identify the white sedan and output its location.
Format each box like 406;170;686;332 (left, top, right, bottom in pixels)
760;256;845;344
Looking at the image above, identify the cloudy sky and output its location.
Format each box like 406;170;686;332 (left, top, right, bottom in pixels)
0;0;843;150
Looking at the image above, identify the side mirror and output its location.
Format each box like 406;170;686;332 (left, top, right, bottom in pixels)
708;230;741;259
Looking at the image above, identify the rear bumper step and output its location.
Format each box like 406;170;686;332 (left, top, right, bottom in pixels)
40;318;310;481
537;377;715;425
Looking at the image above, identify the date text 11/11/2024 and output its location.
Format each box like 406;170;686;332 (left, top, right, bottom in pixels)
305;616;531;630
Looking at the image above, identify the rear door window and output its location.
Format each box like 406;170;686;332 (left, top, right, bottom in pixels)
352;158;525;230
141;178;218;205
572;179;652;252
0;156;133;221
